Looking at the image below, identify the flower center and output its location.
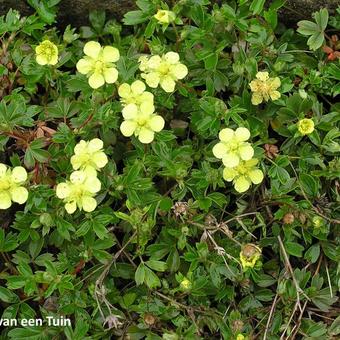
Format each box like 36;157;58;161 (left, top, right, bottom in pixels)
0;178;11;190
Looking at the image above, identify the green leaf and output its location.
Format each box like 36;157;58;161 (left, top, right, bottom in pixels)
299;173;319;197
135;263;145;286
307;32;325;50
145;260;167;272
314;8;329;30
144;267;161;288
123;10;149;25
0;287;19;303
304;244;320;264
297;20;319;35
93;222;108;240
285;241;304;257
250;0;266;14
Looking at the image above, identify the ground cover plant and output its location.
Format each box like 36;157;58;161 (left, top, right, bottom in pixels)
0;0;339;339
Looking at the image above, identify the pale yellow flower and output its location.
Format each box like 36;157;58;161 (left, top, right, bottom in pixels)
70;138;108;174
213;127;254;168
223;158;264;193
0;164;28;209
118;80;154;108
240;244;261;270
120;102;165;144
76;41;120;89
236;335;245;340
180;278;192;290
35;40;58;65
249;71;281;105
154;9;176;24
297;118;314;135
56;170;101;214
139;52;188;92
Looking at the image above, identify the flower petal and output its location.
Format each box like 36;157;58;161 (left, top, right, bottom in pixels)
120;120;137;137
92;152;108;169
235;127;250;141
122;104;138;119
149;115;165;132
0;163;7;177
239;144;254;160
0;192;12;209
223;167;237;181
36;55;47;65
88;138;103;152
222;153;240;168
82;196;97;212
65;201;77;214
212;142;228;159
76;58;93;74
160;76;176;92
70;171;86;184
10;186;28;204
103;67;118;84
251;93;263;105
218;128;234;142
140;101;155;115
248;169;264;184
270;90;281;101
56;183;70;199
131;80;146;94
138;128;155;144
88;72;105;89
144;72;160;88
234;176;251;193
256;71;269;81
164;52;180;64
84;176;101;193
171;64;188;79
102;46;120;62
11;167;27;183
118;83;131;98
84;41;101;58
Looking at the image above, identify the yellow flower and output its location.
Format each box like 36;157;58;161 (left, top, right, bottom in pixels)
213;127;254;168
70;138;108;174
120;102;165;144
35;40;58;66
223;158;264;193
154;9;176;24
139;52;188;92
56;170;101;214
297;118;314;135
118;80;154;108
236;335;245;340
0;164;28;209
249;71;281;105
240;244;261;270
76;41;120;89
180;278;192;290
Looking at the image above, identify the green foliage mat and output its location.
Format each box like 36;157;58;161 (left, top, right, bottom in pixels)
0;1;339;339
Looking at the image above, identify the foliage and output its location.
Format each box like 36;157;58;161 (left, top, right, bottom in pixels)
0;0;339;339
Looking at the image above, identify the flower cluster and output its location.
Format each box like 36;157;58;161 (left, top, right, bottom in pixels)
70;138;108;175
76;41;120;89
249;71;281;105
56;139;107;214
213;127;254;167
118;80;154;109
213;127;264;193
119;80;164;144
56;170;101;214
223;159;264;193
120;100;165;144
0;164;28;209
35;40;58;66
139;52;188;92
239;244;262;270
